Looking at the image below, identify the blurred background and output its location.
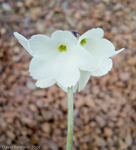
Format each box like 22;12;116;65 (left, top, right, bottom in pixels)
0;0;136;150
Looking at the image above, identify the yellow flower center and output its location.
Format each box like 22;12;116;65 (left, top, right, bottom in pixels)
80;38;87;46
58;45;67;52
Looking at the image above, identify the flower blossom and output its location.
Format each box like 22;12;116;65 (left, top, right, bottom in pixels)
14;31;96;91
76;28;125;92
14;28;124;92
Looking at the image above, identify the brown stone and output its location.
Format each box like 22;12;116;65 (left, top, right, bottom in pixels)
104;127;113;137
41;123;51;133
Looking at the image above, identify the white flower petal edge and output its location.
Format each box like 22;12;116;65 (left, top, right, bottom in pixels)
14;32;33;56
36;78;56;88
78;71;91;92
91;58;113;77
112;48;125;57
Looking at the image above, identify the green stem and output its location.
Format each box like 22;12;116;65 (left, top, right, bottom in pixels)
66;87;74;150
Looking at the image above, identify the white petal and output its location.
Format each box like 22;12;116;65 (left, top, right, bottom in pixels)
57;83;78;93
74;46;96;72
14;32;33;55
51;30;78;46
78;71;91;92
29;55;55;79
36;78;56;88
54;53;80;88
57;83;67;92
112;48;125;56
29;34;53;56
91;58;113;76
79;28;104;43
82;38;115;58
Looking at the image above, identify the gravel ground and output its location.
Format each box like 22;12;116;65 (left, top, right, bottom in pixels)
0;0;136;150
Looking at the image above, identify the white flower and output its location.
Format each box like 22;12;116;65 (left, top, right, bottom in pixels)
14;30;95;90
77;28;125;92
14;28;124;93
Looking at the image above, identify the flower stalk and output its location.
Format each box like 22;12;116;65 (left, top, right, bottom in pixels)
66;87;74;150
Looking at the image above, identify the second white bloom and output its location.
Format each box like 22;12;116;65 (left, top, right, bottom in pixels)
77;28;125;91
